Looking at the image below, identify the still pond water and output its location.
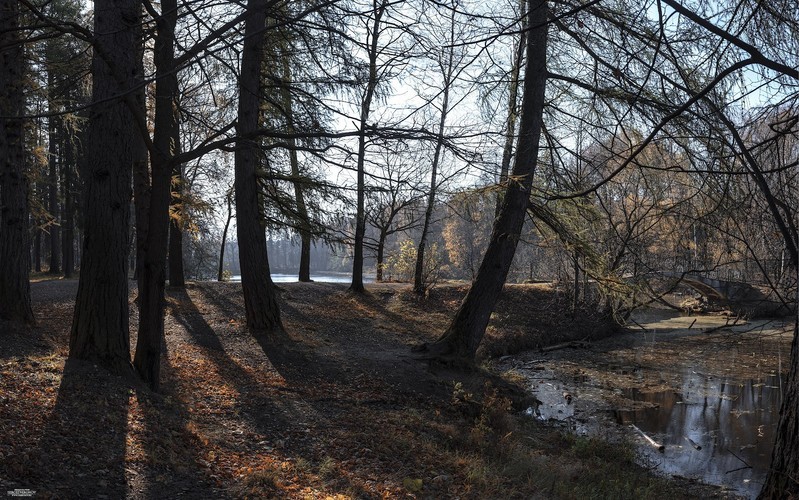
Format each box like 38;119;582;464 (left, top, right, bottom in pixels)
616;371;783;497
526;310;788;498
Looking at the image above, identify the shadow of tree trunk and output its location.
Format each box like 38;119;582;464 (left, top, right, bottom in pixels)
32;358;130;497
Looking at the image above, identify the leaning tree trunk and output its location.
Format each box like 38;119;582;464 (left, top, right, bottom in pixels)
495;0;526;218
0;0;34;324
133;0;180;391
69;0;141;374
234;0;282;332
424;0;547;363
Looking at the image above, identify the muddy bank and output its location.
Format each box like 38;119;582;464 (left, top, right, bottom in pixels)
498;310;794;498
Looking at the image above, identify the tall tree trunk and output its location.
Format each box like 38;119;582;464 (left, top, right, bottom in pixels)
278;50;313;282
413;72;450;294
0;0;34;324
34;189;42;273
496;0;526;218
69;0;141;375
62;134;75;279
132;11;150;284
424;0;547;363
132;162;150;282
572;253;579;311
133;0;180;391
376;228;387;282
414;3;458;294
47;112;61;275
351;0;386;293
218;191;233;281
235;0;282;331
168;165;185;287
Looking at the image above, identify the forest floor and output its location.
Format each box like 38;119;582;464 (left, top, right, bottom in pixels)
0;279;741;498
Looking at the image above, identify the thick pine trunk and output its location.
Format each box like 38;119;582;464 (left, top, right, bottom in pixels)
426;0;547;363
133;0;180;391
132;15;150;284
69;0;141;374
0;0;34;324
235;0;282;332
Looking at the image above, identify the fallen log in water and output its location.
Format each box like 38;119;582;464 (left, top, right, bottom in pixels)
632;424;665;452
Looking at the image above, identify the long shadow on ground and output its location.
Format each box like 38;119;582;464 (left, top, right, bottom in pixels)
166;287;379;497
32;358;130;497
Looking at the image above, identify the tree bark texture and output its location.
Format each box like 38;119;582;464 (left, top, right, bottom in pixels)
133;0;180;391
235;0;282;331
0;0;35;324
428;0;547;362
69;0;141;374
132;13;150;284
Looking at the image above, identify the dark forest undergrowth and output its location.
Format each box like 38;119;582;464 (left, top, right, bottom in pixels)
1;279;735;498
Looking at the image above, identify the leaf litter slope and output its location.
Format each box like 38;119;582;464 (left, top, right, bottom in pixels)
0;279;735;498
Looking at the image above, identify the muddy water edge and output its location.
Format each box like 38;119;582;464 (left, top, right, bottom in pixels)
498;310;794;498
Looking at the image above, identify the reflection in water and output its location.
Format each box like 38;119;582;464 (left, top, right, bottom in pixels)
616;372;784;498
531;381;575;421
